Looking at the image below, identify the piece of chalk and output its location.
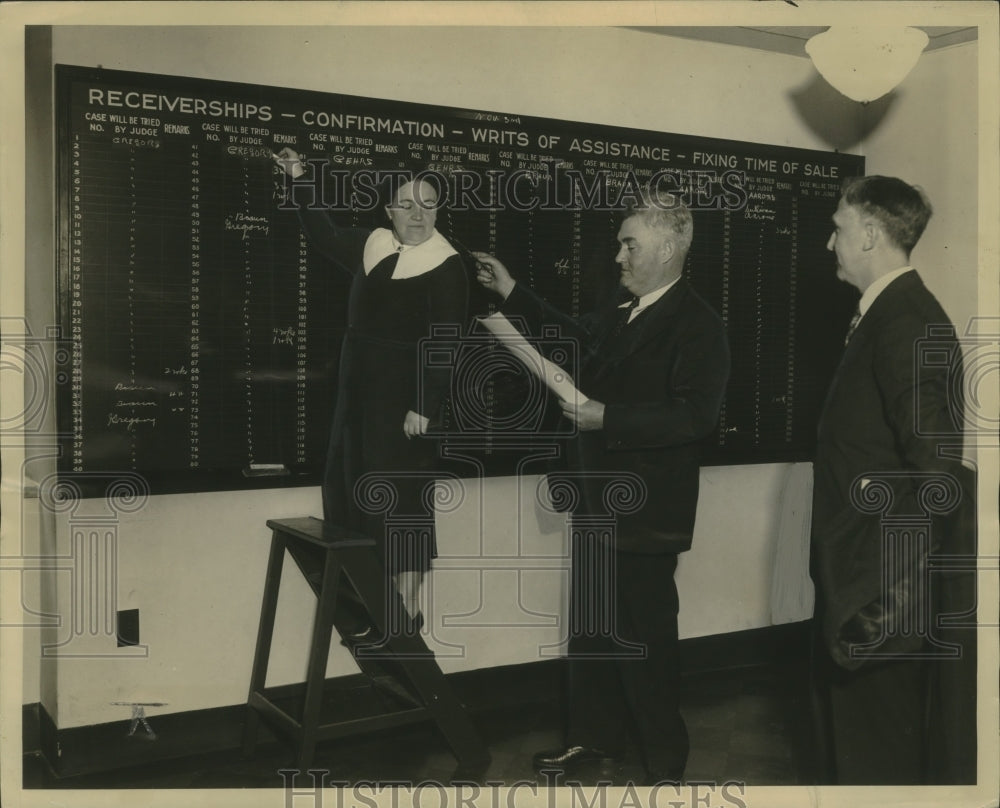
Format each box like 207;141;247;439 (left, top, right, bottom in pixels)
243;463;290;477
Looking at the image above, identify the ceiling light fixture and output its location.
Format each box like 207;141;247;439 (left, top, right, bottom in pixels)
805;26;930;103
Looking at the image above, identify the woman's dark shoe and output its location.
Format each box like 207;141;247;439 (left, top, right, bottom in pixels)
340;612;424;647
343;623;378;644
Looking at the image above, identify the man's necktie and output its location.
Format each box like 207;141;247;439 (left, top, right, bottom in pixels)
844;307;862;346
610;295;640;340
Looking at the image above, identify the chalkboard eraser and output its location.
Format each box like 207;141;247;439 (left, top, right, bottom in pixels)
242;464;291;477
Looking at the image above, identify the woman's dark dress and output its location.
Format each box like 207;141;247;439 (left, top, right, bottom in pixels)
299;210;468;574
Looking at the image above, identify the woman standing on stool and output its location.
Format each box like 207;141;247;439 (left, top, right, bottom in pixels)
275;149;468;637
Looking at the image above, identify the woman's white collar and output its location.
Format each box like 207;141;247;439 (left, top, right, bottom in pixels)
362;228;457;278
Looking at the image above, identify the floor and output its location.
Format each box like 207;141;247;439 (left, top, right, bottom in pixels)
24;657;815;790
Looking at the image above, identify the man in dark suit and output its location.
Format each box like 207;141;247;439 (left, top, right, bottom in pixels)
810;175;975;784
474;191;730;783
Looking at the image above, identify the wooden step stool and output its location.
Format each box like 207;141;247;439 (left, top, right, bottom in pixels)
242;517;490;774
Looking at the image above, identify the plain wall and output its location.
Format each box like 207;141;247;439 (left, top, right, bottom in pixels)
16;25;978;729
859;43;979;337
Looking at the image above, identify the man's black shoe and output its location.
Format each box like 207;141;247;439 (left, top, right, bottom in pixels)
532;746;622;771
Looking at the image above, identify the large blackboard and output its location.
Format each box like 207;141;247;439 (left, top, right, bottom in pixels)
56;65;863;495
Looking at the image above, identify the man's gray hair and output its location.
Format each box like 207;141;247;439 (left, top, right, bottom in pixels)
622;189;694;254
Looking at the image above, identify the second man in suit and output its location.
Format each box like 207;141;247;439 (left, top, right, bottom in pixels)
474;190;730;783
809;175;975;784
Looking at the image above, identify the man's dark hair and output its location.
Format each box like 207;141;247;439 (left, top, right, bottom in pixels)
841;175;933;255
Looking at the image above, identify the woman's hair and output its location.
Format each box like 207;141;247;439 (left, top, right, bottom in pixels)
377;162;447;210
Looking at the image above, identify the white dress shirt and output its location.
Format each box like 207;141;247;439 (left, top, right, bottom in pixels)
857;266;915;321
621;276;682;324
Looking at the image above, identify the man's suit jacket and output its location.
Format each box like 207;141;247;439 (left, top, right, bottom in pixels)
810;269;978;783
501;278;730;554
810;270;969;657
